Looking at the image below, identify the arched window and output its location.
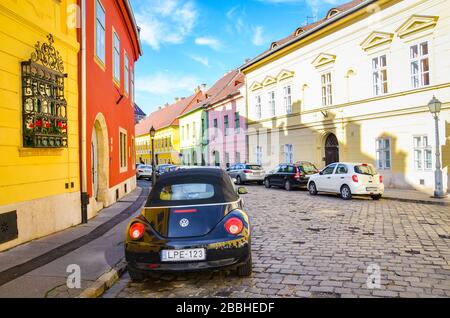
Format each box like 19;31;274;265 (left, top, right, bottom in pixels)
295;28;304;36
271;42;278;50
327;9;340;19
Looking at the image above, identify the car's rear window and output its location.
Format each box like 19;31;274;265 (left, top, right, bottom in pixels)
300;162;318;174
159;183;215;201
354;164;378;176
246;165;262;170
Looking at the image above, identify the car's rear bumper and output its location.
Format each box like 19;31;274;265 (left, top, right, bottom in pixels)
125;237;250;273
242;174;265;182
350;184;385;195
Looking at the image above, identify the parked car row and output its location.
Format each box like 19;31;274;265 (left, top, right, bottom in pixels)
226;161;384;201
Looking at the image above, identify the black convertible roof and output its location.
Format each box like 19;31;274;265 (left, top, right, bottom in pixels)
145;168;239;207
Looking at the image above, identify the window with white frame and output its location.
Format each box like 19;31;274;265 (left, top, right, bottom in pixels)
235;152;241;164
193;122;196;139
256;146;262;165
372;55;388;95
186;124;190;141
255;95;262;119
268;91;275;117
376;138;391;170
224;115;229;136
283;85;292;114
224;152;230;166
113;32;120;84
410;41;430;88
124;53;129;95
284;144;294;164
321;73;333;106
413;136;432;170
120;131;127;170
95;0;106;64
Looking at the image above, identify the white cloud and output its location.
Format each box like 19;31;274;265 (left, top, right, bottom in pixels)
134;0;198;50
252;26;266;46
194;37;222;51
190;55;210;68
136;72;198;95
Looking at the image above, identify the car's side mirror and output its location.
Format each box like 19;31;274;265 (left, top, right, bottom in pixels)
237;187;248;195
319;171;324;175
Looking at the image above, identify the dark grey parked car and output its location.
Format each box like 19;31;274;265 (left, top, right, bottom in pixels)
227;164;266;185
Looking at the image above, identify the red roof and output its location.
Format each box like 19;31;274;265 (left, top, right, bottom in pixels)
135;92;201;136
180;69;240;117
209;72;245;107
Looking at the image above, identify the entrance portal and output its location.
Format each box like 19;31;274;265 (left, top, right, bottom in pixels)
325;133;339;166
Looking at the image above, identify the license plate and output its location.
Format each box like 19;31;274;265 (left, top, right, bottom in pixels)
161;248;206;262
366;187;379;191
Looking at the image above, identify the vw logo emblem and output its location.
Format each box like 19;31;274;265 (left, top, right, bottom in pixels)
179;218;189;228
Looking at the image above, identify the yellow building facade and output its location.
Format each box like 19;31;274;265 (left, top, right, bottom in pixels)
0;0;81;251
136;126;181;165
243;0;450;193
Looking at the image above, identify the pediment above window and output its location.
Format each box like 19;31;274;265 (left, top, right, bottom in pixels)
277;69;295;82
250;81;263;91
396;15;439;39
311;53;336;68
360;31;394;51
262;76;277;87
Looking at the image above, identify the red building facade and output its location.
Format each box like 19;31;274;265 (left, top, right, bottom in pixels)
82;0;142;217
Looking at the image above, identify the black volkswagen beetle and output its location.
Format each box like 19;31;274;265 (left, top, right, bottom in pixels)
125;168;252;281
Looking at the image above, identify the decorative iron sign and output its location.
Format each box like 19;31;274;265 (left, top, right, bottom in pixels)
21;34;68;148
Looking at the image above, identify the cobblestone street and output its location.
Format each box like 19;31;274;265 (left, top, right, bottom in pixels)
104;185;450;298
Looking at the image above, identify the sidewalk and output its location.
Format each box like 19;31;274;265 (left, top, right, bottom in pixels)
0;186;149;298
383;188;450;206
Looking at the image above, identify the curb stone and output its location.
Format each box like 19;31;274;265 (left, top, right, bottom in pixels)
382;196;450;207
77;259;127;298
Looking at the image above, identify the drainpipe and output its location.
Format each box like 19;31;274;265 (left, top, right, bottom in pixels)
80;0;88;224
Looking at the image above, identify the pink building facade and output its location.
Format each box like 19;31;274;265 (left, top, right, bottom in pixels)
207;72;247;168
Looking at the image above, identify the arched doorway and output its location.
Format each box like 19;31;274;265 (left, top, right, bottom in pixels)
92;113;109;211
325;133;339;165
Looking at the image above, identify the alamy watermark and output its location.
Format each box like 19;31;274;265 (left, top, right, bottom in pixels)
66;264;81;289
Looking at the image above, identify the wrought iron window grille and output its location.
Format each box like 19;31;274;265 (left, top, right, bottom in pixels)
21;34;68;148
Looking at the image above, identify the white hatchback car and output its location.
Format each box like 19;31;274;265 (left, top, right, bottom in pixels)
307;162;384;200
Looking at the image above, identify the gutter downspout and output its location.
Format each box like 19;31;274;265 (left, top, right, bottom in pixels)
80;0;88;223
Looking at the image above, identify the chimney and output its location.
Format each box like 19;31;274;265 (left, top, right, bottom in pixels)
244;58;250;64
164;103;169;108
200;83;208;95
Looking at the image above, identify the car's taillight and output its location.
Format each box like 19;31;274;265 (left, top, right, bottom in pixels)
224;218;244;235
379;175;383;183
243;170;252;174
352;175;359;183
129;223;145;240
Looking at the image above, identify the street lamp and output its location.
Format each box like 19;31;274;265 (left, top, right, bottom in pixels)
428;96;447;198
150;126;156;186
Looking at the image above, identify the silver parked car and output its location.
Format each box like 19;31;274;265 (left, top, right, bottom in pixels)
227;164;266;185
136;165;152;180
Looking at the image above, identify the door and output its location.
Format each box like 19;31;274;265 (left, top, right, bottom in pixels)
316;164;337;191
333;164;350;193
91;129;99;199
273;165;286;186
325;134;339;166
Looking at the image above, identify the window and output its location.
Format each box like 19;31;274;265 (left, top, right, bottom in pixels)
372;55;388;95
321;73;333;106
235;152;241;164
113;32;120;84
181;126;184;141
256;146;262;165
120;131;127;170
225;152;230;166
284;144;294;164
322;164;336;175
213;118;218;137
336;164;348;174
159;184;215;201
268;91;276;117
186;124;190;140
131;68;134;103
376;138;391;170
95;0;106;64
283;85;292;114
255;95;262;119
410;42;430;88
124;53;129;95
235;112;240;134
414;136;432;170
193;122;196;139
201;119;204;137
224;115;229;136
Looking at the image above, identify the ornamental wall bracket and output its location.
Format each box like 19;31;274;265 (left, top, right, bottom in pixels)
321;110;329;118
31;34;65;74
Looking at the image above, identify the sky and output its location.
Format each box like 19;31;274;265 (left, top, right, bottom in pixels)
130;0;349;115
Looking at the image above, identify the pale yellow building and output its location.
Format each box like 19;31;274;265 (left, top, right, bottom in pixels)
242;0;450;193
0;0;81;251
